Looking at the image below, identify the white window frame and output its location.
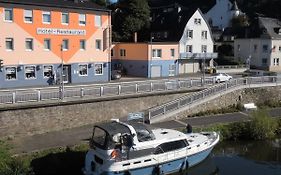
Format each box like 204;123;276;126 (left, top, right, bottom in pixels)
152;49;162;58
24;65;36;79
61;12;69;25
62;39;69;51
78;64;88;76
201;31;207;39
4;8;13;22
44;39;51;51
120;49;126;57
274;58;280;66
186;45;192;53
5;38;14;51
202;45;207;53
187;30;193;39
42;11;51;24
24;9;33;23
80;39;86;50
43;65;53;78
79;14;86;26
95;63;103;75
194;18;201;25
25;38;33;51
95;39;102;50
5;67;17;81
95;15;102;27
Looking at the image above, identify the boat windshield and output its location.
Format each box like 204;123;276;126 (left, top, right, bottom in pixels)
92;127;107;149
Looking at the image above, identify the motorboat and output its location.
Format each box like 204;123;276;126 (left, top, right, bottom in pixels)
83;119;219;175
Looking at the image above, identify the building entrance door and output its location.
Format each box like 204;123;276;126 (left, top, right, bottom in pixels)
62;65;71;84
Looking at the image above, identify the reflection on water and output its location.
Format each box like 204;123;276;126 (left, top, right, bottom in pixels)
174;138;281;175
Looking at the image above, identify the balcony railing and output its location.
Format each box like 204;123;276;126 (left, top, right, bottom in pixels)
180;52;218;59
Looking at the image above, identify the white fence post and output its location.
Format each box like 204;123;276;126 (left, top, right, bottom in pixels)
118;85;121;95
135;84;138;93
80;88;84;98
100;86;104;96
150;82;153;91
37;90;41;101
12;92;16;104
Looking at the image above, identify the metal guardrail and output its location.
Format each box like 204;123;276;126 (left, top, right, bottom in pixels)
216;65;247;69
0;78;215;105
148;76;281;122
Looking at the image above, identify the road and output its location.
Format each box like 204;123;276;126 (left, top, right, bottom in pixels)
8;108;281;154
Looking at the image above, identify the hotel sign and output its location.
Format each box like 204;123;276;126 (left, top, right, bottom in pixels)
37;28;86;36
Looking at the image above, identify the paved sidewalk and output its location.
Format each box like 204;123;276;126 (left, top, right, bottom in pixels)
8;108;281;154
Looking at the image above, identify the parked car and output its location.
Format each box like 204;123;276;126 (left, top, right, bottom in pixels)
212;73;232;83
111;70;122;80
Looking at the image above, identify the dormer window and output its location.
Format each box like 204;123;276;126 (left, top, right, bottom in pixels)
194;18;201;25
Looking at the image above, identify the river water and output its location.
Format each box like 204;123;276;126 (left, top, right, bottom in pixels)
175;139;281;175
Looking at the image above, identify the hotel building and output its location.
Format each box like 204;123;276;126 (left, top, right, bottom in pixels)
0;0;111;88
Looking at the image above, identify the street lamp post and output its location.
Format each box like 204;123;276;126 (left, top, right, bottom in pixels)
150;36;154;78
59;44;64;100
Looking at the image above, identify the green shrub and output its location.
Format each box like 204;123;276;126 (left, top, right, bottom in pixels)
0;141;32;175
249;110;278;140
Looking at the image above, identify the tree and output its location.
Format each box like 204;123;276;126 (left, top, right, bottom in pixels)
112;0;150;41
91;0;109;6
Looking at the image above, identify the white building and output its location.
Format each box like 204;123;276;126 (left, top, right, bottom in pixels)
205;0;243;30
178;9;217;74
234;17;281;72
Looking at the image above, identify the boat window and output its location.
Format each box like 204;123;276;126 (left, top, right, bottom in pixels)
136;128;154;142
92;127;107;148
154;140;187;154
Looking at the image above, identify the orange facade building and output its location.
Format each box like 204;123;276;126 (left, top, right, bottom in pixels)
0;0;111;88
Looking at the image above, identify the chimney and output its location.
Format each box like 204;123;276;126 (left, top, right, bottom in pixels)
134;32;138;43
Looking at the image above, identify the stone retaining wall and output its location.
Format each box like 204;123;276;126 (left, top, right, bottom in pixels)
1;86;281;138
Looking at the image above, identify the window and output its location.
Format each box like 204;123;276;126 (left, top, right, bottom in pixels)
5;67;16;80
254;45;258;52
5;38;14;51
42;11;51;23
79;64;88;76
169;64;176;76
237;44;241;51
186;45;192;53
95;15;101;27
24;10;33;23
263;45;268;53
79;14;86;25
43;65;53;78
262;58;267;65
152;49;162;58
201;31;207;39
154;140;187;154
62;39;69;51
274;58;279;66
187;30;193;39
111;49;114;57
170;49;175;57
95;39;101;50
202;45;207;53
25;38;33;51
194;18;201;25
120;49;126;57
25;66;36;79
61;12;69;24
95;63;103;75
44;39;51;50
80;40;86;50
4;8;13;22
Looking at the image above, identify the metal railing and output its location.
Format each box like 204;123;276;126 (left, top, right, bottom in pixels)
0;77;215;105
148;76;281;122
216;65;247;69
